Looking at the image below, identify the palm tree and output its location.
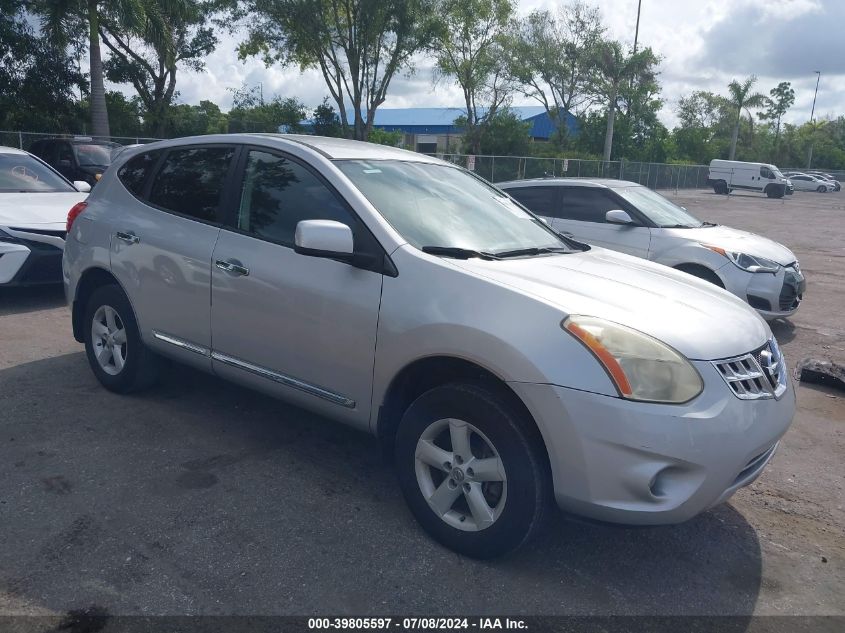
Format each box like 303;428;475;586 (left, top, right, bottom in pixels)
592;40;657;162
38;1;169;138
725;76;767;160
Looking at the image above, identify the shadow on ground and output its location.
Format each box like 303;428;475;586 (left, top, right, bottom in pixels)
0;352;763;622
0;285;65;317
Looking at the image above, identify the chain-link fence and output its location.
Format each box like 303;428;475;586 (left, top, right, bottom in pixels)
0;130;160;151
430;153;712;190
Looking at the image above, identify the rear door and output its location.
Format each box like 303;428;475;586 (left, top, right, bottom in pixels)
109;144;237;370
209;147;384;428
556;186;651;258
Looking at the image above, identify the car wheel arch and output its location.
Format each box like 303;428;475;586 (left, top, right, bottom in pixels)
674;263;725;288
72;267;134;343
376;355;551;473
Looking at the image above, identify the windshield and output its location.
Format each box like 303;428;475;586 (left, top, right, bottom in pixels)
336;160;572;255
0;154;75;193
73;143;113;167
614;185;705;228
771;166;785;178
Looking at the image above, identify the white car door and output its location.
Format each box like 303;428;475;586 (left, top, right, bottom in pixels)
555;186;652;258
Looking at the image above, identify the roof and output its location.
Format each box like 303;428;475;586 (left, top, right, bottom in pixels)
249;134;445;162
498;178;641;189
0;146;28;155
370;106;547;127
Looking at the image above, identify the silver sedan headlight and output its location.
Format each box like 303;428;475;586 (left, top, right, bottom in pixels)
703;245;781;274
563;315;704;404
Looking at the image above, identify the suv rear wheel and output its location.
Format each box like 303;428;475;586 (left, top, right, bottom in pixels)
394;383;549;558
83;284;159;393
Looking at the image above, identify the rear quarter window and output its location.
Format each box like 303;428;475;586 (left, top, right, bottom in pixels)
117;151;160;198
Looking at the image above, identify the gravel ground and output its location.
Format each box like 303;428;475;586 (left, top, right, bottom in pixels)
0;189;842;621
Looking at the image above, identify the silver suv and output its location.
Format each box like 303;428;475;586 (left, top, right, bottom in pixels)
63;135;795;558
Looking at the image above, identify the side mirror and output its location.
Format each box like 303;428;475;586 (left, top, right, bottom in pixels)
294;219;354;259
73;180;91;193
605;209;636;225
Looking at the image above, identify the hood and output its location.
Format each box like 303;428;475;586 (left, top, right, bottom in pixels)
0;192;87;228
455;247;770;360
668;225;796;266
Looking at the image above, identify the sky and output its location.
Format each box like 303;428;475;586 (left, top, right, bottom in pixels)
109;0;845;129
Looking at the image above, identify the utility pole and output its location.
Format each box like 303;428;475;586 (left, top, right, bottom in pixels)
633;0;643;54
259;81;264;106
806;70;820;169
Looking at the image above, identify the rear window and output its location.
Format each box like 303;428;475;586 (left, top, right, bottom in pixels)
117;151;160;197
148;146;235;222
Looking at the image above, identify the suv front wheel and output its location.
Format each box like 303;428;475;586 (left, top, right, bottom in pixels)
395;383;549;558
83;284;159;393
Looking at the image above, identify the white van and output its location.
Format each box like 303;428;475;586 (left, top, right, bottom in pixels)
707;160;792;198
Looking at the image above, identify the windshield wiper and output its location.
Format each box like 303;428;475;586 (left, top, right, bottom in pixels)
493;246;571;258
701;221;718;227
660;224;698;229
421;246;500;260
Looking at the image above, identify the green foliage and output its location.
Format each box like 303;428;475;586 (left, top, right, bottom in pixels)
165;100;229;137
435;0;514;154
312;97;343;137
236;0;440;140
0;0;85;131
226;86;307;133
367;128;404;147
465;108;530;156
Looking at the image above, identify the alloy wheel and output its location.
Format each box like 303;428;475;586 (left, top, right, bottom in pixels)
414;418;507;532
91;305;127;376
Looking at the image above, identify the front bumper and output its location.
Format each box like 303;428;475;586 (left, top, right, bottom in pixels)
0;231;65;286
510;359;795;525
719;262;805;320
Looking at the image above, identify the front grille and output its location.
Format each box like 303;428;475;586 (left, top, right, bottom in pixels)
779;264;804;311
713;339;788;400
746;295;771;312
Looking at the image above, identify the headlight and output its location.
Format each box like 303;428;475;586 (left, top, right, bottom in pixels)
563;315;703;404
702;245;780;273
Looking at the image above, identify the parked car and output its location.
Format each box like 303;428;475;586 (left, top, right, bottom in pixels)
707;159;791;197
807;172;840;191
63;135;795;558
784;172;833;193
29;137;120;187
0;146;89;286
499;178;805;320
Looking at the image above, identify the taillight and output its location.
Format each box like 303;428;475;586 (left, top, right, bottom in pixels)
67;201;88;232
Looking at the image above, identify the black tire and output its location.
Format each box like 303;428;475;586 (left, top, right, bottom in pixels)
394;382;550;559
83;284;159;393
675;264;724;288
817;185;826;193
713;180;728;194
765;185;783;199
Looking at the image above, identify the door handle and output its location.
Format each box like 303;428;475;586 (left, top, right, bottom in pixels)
215;259;249;276
116;231;139;245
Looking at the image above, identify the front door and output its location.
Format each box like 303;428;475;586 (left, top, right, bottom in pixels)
210;148;383;428
556;187;651;258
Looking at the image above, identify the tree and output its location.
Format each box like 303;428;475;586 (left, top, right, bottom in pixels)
506;2;604;146
100;0;218;137
36;0;159;138
435;0;514;154
311;97;343;137
234;0;440;140
759;81;795;161
590;40;658;161
725;76;767;160
165;100;228;137
454;108;530;155
226;86;307;133
0;0;85;132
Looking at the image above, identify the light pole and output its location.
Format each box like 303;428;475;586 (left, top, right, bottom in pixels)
633;0;643;54
807;70;820;169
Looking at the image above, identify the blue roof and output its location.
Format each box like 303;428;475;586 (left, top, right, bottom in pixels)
300;106;577;139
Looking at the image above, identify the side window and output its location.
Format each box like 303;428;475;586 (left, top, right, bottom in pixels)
236;150;356;246
148;146;235;222
506;187;560;218
57;143;74;164
117;151;159;198
760;166;773;179
561;188;624;223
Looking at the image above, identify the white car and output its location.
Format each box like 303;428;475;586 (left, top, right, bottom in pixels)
500;178;805;320
807;172;840;192
785;172;832;192
0;146;90;286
